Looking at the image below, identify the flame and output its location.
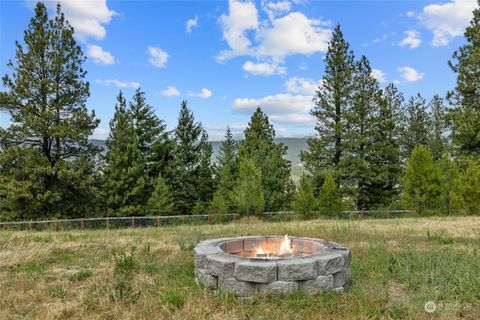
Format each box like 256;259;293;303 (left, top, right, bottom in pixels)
278;234;293;255
256;247;265;255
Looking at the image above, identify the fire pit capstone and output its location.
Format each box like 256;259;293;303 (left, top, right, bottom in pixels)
194;236;351;296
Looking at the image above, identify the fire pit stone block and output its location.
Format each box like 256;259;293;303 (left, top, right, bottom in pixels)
333;268;351;288
234;260;277;283
277;258;316;281
195;269;218;289
316;253;345;276
218;277;255;296
205;254;237;278
299;275;334;294
256;281;298;294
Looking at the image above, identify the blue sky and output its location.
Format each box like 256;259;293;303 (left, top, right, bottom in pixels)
1;0;478;140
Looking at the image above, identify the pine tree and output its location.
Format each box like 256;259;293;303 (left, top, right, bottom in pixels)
234;158;264;216
146;174;173;216
343;55;380;209
301;24;355;188
238;108;291;211
215;127;238;210
293;175;317;217
129;88;172;181
402;145;441;214
438;155;463;215
447;1;480;156
169;101;203;214
209;189;229;215
429;95;448;161
0;3;99;220
460;159;480;215
104;92;145;217
366;84;403;208
403;94;432;158
195;130;215;210
318;173;343;217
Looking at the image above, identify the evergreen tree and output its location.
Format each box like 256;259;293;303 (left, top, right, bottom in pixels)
104;92;145;217
0;3;99;219
438;155;463;215
238;108;291;211
292;175;317;216
234;158;264;216
215;127;238;210
429;95;448;161
129;88;172;181
402;145;441;214
460;159;480;215
403;94;432;158
195;130;215;210
318;173;343;217
209;189;229;215
169;101;203;214
447;1;480;156
301;24;355;188
146;174;173;216
366;84;403;208
343;55;380;209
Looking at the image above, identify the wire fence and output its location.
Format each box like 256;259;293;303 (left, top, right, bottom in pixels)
0;210;416;231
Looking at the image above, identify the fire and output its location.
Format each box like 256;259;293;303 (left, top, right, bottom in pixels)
256;247;265;255
278;234;293;255
255;234;292;258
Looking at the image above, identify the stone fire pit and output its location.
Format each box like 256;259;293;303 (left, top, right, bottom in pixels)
194;236;351;296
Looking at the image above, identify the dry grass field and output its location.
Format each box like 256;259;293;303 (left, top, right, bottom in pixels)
0;216;479;319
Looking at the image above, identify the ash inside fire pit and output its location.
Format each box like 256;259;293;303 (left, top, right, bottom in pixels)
194;236;351;296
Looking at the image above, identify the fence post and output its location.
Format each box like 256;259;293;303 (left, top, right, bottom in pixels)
233;213;236;223
181;215;187;224
80;218;84;230
156;216;160;227
131;216;135;228
2;223;7;231
106;216;110;230
208;214;211;225
28;220;32;230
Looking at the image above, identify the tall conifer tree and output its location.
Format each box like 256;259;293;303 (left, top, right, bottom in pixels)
447;1;480;156
239;108;291;211
215;127;238;210
104;92;145;216
429;95;448;161
169;101;204;214
301;24;355;188
343;55;379;209
0;3;99;219
403;94;432;158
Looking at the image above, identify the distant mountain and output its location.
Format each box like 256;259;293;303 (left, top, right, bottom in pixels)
89;137;310;177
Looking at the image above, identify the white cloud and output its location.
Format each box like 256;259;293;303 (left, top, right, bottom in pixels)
217;0;331;63
46;0;116;40
243;60;286;75
397;66;424;82
91;127;109;140
233;93;314;125
87;45;115;65
218;0;259;61
161;86;180;97
371;68;386;83
406;11;415;18
266;1;291;13
399;30;422;49
284;77;321;95
147;46;169;68
196;88;213;99
95;79;140;89
420;0;477;46
186;15;198;33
